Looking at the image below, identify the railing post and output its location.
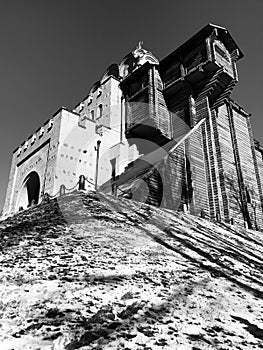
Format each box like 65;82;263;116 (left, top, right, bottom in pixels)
79;175;85;191
60;184;66;196
95;140;101;191
112;183;117;196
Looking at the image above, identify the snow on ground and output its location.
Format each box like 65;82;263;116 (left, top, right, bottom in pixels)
0;191;263;349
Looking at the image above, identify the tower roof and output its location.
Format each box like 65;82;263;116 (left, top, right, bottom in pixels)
119;42;159;79
161;23;243;66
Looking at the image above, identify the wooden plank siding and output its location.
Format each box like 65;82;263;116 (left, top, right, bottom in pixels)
126;90;149;129
210;109;230;221
125;145;186;211
152;68;172;140
203;114;222;219
232;107;262;229
204;109;225;220
247;119;263;217
215;104;243;224
117;25;263;230
187;96;209;216
255;150;263;197
170;104;190;141
184;42;207;74
213;40;234;78
160;145;185;211
162;62;181;88
201;119;215;218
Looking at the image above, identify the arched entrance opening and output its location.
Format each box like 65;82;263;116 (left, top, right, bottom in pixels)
16;171;40;211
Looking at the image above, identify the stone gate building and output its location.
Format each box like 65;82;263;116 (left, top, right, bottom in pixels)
2;24;263;230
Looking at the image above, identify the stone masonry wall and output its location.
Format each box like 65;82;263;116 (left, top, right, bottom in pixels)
2;112;62;217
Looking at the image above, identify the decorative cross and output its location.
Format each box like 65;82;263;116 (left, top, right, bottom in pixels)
137;41;143;50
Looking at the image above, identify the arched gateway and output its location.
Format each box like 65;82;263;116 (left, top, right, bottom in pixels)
16;171;40;211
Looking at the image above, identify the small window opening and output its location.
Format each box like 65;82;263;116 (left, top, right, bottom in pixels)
246;187;251;204
98;104;103;118
110;158;116;195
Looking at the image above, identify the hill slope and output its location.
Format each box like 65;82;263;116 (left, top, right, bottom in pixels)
0;191;263;350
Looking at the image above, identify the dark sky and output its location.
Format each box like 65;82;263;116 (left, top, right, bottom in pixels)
0;0;263;211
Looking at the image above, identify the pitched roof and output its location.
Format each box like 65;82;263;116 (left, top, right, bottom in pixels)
160;23;243;67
